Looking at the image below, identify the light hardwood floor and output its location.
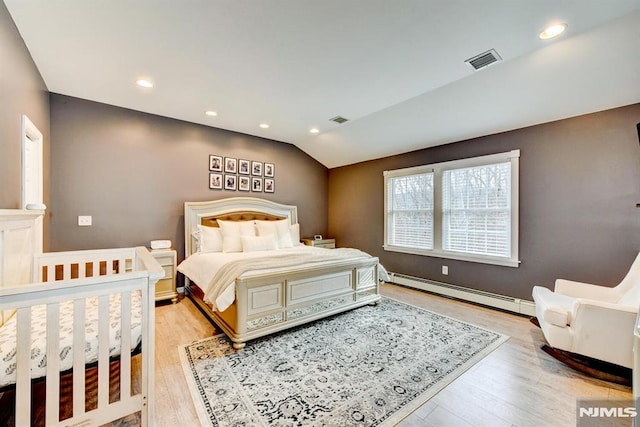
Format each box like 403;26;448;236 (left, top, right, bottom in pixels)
154;283;632;426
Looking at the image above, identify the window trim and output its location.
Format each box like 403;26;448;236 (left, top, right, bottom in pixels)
383;150;520;268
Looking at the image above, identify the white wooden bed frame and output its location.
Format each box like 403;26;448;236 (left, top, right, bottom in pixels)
183;197;381;349
0;209;163;426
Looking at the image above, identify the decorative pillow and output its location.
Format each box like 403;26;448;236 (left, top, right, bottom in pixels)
290;223;302;246
255;219;293;249
217;220;256;252
241;234;278;252
196;225;223;253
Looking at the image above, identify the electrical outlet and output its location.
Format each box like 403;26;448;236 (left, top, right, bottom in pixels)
442;265;449;275
78;215;92;226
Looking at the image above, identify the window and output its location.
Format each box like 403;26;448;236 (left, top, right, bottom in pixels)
386;171;434;250
384;150;520;267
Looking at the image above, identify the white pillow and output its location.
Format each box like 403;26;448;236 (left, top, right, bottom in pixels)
196;225;223;253
241;234;278;252
217;220;256;253
255;219;293;249
290;223;302;246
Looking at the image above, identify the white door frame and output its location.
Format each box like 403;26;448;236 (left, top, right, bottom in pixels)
21;114;45;253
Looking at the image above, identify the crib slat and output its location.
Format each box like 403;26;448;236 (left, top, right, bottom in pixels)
98;295;110;409
45;303;61;424
63;263;71;280
72;299;86;417
78;262;86;278
46;263;54;282
141;284;153;427
120;292;132;399
15;308;32;427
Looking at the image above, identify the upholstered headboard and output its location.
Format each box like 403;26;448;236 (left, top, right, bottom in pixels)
200;211;285;227
184;197;298;258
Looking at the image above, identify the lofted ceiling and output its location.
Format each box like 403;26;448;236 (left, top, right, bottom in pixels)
5;1;640;168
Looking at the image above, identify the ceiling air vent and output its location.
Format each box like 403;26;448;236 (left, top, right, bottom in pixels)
330;116;349;124
465;49;502;70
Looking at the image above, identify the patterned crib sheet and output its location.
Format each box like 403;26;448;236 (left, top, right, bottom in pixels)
0;291;143;388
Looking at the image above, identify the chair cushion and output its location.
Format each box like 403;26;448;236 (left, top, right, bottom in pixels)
532;286;575;327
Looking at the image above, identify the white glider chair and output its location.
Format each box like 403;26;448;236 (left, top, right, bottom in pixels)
532;252;640;379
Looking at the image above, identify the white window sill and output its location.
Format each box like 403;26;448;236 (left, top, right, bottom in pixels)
383;245;520;268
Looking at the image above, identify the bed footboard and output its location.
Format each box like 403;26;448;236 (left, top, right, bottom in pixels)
0;246;163;427
191;257;381;350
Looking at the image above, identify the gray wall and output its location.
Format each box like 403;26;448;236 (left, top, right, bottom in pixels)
328;104;640;300
50;95;328;265
0;1;50;248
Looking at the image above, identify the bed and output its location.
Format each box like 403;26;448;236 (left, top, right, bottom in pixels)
0;209;163;426
179;197;382;349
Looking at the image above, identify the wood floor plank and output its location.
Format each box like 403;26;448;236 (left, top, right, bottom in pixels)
421;387;513;427
152;284;633;426
154;298;217;426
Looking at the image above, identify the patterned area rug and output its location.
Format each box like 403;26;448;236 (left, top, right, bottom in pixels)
179;297;508;426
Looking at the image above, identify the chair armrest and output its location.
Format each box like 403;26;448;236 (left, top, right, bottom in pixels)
570;299;638;367
572;298;637;318
555;279;620;303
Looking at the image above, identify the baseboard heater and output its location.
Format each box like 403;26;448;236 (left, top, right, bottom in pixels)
388;272;536;316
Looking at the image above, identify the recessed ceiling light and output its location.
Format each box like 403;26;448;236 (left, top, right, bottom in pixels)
205;111;218;117
259;123;270;129
136;79;154;88
309;128;320;134
539;23;567;40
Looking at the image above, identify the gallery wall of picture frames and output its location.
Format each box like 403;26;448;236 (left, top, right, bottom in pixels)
209;155;275;193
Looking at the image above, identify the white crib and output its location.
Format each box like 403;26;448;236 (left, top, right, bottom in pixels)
0;209;163;426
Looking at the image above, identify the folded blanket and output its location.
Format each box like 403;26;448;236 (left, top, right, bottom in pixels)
204;248;375;309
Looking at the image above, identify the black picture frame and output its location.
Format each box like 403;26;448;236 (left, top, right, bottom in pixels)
264;178;275;193
252;161;263;176
225;157;237;173
224;174;237;190
209;155;223;172
238;159;251;175
264;163;275;177
238;176;250;191
252;177;263;192
209;173;222;189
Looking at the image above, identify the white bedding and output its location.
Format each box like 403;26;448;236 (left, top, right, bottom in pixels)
0;292;142;388
178;245;386;311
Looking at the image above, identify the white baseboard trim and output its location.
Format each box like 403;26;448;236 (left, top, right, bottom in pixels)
388;272;536;316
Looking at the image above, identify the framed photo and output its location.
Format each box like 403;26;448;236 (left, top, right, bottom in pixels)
209;173;222;190
225;157;237;173
238;159;251;175
224;174;237;191
264;178;275;193
252;177;263;192
209;155;222;172
252;161;263;176
238;176;250;191
264;163;275;177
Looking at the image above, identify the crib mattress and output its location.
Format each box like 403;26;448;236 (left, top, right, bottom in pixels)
0;292;142;388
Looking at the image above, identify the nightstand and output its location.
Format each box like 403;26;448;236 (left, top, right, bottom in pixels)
150;248;178;303
301;238;336;249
